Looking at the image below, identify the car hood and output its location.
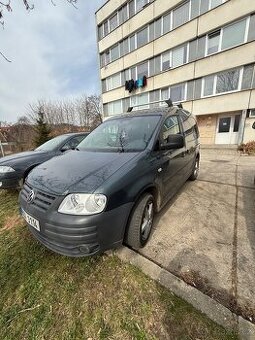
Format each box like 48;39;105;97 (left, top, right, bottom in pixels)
27;150;139;195
0;151;48;168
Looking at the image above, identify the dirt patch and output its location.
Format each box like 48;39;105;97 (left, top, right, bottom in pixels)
177;269;255;324
1;215;23;233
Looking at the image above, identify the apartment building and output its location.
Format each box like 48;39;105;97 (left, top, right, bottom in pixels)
95;0;255;145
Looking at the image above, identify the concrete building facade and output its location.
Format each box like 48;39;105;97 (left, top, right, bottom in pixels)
96;0;255;145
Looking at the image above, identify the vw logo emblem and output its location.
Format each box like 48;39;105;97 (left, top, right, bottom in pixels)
27;190;35;203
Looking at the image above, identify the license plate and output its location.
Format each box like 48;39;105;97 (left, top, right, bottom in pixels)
21;209;40;231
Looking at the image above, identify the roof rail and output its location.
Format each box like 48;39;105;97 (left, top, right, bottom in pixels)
127;98;175;112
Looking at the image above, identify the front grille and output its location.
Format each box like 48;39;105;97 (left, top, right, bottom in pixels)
21;182;56;211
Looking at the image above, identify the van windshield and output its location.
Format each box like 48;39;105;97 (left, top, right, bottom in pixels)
78;115;161;152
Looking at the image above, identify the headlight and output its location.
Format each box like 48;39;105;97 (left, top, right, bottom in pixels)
58;193;107;215
0;166;15;174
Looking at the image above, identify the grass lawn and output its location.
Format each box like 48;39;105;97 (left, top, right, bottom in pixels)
0;190;238;340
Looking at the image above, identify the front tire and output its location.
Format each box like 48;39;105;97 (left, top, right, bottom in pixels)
189;156;200;181
125;193;154;250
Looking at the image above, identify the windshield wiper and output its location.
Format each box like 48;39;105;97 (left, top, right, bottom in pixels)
75;147;80;151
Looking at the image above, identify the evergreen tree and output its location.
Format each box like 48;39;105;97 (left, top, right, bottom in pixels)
33;108;52;147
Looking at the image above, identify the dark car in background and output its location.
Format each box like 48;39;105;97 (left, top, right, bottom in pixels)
0;132;88;189
19;104;200;257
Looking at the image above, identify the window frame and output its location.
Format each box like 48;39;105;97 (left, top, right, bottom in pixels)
215;68;241;95
221;17;248;51
206;29;221;56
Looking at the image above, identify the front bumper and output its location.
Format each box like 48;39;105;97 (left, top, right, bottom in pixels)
0;172;22;189
19;183;133;257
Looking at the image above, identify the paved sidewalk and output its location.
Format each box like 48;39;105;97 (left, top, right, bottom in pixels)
138;149;255;323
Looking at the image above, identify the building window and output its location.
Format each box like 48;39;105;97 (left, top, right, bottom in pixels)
197;36;206;59
138;93;149;109
248;14;255;42
149;22;154;41
137;27;148;48
109;13;118;32
107;73;121;91
207;30;220;55
162;52;171;71
122;98;130;112
194;79;202;99
119;41;124;57
137;61;148;79
218;117;231;133
104;21;109;36
108;100;122;116
172;45;187;68
233;115;241;132
242;65;254;90
154;55;161;75
221;19;246;50
100;54;105;67
154;18;162;39
123;38;129;55
163;13;171;34
186;80;195;100
203;75;215;96
191;0;200;19
136;0;146;13
129;0;135;17
210;0;222;10
131;66;136;80
173;1;190;29
111;44;119;61
200;0;209;14
149;90;160;107
170;83;186;102
161;88;169;100
249;109;255;117
216;69;240;94
102;79;107;93
130;34;136;52
105;50;110;65
118;7;123;25
123;4;128;21
189;39;197;62
98;25;104;40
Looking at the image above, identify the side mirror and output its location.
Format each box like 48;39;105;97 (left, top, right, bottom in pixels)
252;122;255;129
160;134;184;150
61;146;70;152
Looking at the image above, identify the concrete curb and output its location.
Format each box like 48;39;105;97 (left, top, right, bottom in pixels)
114;247;255;339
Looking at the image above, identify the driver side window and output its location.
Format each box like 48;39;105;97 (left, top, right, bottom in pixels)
161;116;181;144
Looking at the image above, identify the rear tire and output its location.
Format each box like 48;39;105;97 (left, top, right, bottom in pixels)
125;193;154;250
189;156;200;181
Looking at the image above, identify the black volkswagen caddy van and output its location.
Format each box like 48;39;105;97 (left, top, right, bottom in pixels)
19;103;200;257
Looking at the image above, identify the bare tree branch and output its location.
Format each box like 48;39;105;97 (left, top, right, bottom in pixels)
0;0;79;61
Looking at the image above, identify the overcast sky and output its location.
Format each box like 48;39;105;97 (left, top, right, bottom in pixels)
0;0;104;123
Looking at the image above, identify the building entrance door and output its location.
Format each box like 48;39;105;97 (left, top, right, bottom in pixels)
215;114;241;144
